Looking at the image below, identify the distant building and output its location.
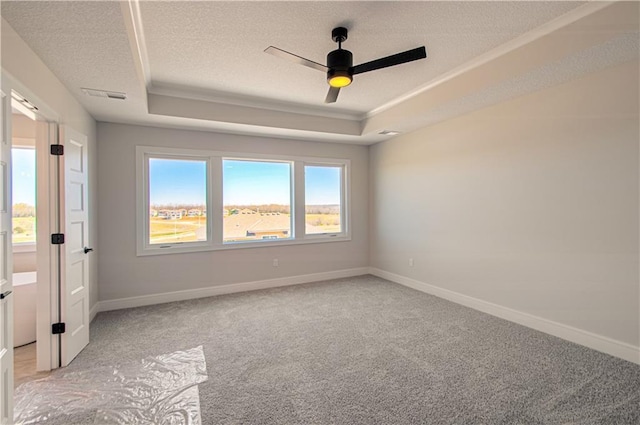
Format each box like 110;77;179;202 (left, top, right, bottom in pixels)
246;229;289;239
223;213;291;241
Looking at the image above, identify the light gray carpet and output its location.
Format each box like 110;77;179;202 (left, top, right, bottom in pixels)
66;275;639;424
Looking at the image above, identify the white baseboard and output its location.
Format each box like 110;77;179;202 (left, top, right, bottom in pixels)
369;267;640;365
97;267;369;313
89;302;99;323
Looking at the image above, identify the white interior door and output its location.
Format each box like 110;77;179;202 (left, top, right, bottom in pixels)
0;87;15;422
60;126;90;366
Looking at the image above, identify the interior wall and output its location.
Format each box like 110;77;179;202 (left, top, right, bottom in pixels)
369;60;639;348
2;19;99;309
97;123;369;301
12;252;35;273
12;113;36;139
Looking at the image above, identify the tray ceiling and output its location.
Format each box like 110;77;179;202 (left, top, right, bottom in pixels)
1;1;637;144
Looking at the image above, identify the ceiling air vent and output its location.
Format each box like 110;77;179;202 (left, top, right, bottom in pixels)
81;88;127;100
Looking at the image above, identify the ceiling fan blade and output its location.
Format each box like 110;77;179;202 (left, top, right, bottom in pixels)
325;87;340;103
264;46;327;72
351;46;427;75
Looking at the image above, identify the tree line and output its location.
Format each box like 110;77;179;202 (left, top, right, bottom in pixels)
225;204;340;214
150;203;206;211
148;203;340;214
13;203;35;217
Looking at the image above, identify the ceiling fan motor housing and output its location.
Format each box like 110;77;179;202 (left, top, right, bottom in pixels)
327;49;353;83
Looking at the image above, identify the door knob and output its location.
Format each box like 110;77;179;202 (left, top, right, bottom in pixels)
0;290;12;300
83;247;94;254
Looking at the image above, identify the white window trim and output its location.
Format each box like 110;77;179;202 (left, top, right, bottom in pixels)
303;162;348;239
136;146;351;256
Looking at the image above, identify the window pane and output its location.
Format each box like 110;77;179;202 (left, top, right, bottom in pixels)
223;159;291;242
148;158;207;245
305;165;342;234
12;148;36;244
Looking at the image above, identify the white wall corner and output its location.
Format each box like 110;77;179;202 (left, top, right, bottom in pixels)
96;267;370;313
368;268;640;366
89;302;100;323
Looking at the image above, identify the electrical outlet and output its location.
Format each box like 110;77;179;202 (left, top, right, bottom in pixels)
273;259;279;267
409;258;414;267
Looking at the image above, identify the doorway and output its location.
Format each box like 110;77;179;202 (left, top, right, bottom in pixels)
1;74;92;422
10;97;53;386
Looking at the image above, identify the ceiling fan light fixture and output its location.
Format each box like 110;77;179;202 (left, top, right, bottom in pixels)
328;73;352;88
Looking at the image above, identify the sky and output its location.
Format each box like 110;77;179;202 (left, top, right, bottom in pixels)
12;147;36;205
304;165;341;205
223;160;290;205
149;158;341;206
149;158;207;206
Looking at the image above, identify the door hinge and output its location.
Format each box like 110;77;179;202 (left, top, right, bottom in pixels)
50;144;64;155
51;233;65;244
52;322;66;334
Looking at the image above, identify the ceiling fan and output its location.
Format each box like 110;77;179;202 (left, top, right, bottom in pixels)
265;27;427;104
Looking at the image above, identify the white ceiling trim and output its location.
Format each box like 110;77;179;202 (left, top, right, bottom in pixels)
148;82;363;121
147;93;362;136
120;0;621;136
361;0;638;136
121;0;151;90
122;0;364;122
115;0;636;143
365;0;615;119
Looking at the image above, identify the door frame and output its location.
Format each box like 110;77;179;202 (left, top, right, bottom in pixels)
2;71;61;372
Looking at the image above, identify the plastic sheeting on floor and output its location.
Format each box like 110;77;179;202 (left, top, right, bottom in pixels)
14;346;208;425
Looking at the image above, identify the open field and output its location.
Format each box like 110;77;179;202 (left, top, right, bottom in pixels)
12;216;36;243
150;216;206;244
149;212;342;243
305;213;341;233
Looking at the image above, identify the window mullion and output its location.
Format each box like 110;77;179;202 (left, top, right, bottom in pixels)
293;161;305;240
211;156;223;245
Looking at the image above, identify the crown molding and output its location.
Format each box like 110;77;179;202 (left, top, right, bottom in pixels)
365;1;616;120
149;82;364;121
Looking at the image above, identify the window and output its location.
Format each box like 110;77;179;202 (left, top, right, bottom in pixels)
148;157;208;245
138;148;212;254
223;159;292;243
136;146;350;255
12;147;36;245
305;165;343;235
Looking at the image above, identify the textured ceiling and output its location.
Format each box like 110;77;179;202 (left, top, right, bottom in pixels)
139;1;583;113
0;0;147;124
1;1;636;145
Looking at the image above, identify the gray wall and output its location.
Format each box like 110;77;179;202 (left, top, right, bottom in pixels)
369;61;639;347
97;123;369;301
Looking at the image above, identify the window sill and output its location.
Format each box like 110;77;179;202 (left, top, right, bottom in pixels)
137;234;351;257
13;243;36;254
